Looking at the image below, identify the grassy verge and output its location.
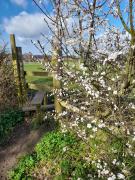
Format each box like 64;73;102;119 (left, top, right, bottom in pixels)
9;127;135;180
9;131;92;179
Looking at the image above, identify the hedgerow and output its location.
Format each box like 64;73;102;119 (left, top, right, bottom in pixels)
0;42;18;111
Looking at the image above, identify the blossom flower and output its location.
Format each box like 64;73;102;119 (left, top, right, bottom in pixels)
108;87;111;91
90;135;94;138
131;45;135;49
87;123;92;128
117;173;125;179
63;146;68;152
112;159;117;165
98;123;105;128
92;127;97;132
108;175;116;180
101;169;109;175
39;0;42;4
101;72;105;75
113;90;117;95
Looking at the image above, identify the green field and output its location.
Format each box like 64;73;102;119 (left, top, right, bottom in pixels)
23;61;81;89
24;62;53;86
24;62;45;72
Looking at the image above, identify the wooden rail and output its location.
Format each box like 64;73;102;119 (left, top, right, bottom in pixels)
59;100;117;138
22;104;54;112
25;71;49;77
28;83;52;91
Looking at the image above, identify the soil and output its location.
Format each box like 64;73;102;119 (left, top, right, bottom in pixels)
0;120;53;180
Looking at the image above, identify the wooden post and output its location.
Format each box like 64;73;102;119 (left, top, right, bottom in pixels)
53;73;62;113
52;41;63;114
16;47;27;103
10;34;23;105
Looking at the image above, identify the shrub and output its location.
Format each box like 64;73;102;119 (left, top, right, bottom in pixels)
0;44;18;111
0;109;24;144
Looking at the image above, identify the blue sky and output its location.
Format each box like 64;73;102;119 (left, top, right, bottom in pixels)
0;0;51;54
0;0;128;55
0;0;36;22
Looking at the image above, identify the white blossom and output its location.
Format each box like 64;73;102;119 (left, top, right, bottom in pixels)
113;90;118;95
63;147;68;152
92;127;97;132
117;173;125;179
108;175;116;180
87;123;92;128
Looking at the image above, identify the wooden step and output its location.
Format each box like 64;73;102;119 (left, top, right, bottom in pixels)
22;104;54;112
31;91;45;106
28;83;52;91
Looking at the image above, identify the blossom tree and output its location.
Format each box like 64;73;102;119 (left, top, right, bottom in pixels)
31;0;135;179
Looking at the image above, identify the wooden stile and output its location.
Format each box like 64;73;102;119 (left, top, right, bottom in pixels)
10;34;23;105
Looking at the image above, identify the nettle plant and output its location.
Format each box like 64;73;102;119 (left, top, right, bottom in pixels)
32;0;135;179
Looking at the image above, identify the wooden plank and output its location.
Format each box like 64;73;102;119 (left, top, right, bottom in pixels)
22;104;54;112
28;83;52;91
10;34;23;105
60;101;80;113
25;71;49;77
59;100;115;137
31;91;45;105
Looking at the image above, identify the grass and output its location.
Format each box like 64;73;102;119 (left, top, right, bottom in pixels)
24;62;53;86
24;62;45;72
9;128;135;179
9;130;92;180
23;61;82;88
26;76;53;86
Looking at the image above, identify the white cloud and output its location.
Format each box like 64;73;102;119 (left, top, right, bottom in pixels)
10;0;27;7
3;11;53;54
3;11;50;39
11;0;27;7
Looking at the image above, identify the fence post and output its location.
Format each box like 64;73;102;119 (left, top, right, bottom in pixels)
52;44;63;114
10;34;23;105
53;73;62;113
16;47;27;103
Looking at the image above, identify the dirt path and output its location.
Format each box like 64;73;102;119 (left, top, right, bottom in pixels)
0;121;52;180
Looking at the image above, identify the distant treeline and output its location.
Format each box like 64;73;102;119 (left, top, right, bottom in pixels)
7;52;79;63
